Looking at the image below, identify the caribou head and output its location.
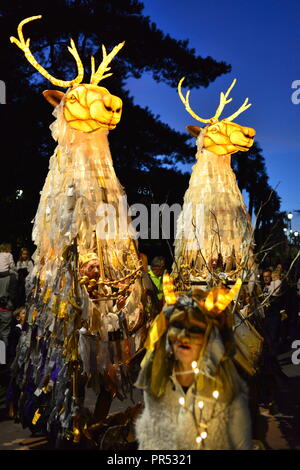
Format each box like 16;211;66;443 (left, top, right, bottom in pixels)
10;15;123;132
178;77;256;156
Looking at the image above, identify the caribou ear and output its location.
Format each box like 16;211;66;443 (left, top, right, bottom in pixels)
43;90;65;107
186;125;201;138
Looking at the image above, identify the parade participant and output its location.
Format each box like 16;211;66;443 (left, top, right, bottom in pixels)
79;252;100;281
79;252;126;310
135;276;252;450
148;256;166;308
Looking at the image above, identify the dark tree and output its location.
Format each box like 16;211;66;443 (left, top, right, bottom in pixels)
232;143;286;264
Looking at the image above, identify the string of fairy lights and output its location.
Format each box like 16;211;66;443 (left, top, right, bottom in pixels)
176;361;221;448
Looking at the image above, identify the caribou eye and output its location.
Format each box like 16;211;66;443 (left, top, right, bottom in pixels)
105;105;112;112
116;108;121;113
69;95;77;102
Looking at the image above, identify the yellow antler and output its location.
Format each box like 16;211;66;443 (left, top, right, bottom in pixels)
223;97;252;122
10;15;84;88
163;273;178;305
204;278;242;314
213;78;236;121
90;42;125;85
178;77;252;124
178;77;212;124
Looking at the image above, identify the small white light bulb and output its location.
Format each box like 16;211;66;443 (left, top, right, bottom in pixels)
191;361;197;369
200;431;207;439
212;390;219;399
178;397;185;406
194;367;199;374
198;400;204;409
196;436;202;444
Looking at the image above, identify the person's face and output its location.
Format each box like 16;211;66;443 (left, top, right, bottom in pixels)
168;309;206;367
172;339;202;367
21;250;29;260
152;263;165;277
18;311;26;325
209;258;218;270
81;260;100;280
272;272;280;281
263;272;272;285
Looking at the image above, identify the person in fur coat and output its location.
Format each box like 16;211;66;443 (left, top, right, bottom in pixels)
135;277;252;450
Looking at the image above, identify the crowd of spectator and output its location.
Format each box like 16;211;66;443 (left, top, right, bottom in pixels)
1;245;300;437
0;242;33;418
254;262;300;417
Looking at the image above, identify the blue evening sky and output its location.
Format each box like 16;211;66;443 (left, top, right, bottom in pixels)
126;0;300;231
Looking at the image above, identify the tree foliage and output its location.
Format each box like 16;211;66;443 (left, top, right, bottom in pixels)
232;143;286;261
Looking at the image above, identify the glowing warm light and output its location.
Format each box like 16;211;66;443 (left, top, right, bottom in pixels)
212;390;219;399
196;436;202;444
191;361;197;369
10;16;124;89
90;42;125;85
198;401;204;409
63;84;123;132
10;16;84;87
163;274;177;305
204;291;214;311
194;368;199;374
178;77;251;125
178;397;185;406
204;279;242;314
200;431;208;439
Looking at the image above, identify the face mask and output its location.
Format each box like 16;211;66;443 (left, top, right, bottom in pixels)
167;307;206;344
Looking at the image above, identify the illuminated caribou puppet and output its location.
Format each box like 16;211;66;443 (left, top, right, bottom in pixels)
171;78;263;377
9;16;155;445
174;77;256;280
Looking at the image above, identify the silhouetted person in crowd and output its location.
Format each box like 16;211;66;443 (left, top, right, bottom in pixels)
0;243;16;275
0;243;18;420
148;256;166;309
259;269;288;415
16;248;33;307
6;307;25;367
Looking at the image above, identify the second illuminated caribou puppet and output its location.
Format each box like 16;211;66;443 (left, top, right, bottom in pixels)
172;78;263;377
174;77;256;282
9;16;155;443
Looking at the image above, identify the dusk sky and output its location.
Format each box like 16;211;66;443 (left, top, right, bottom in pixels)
126;0;300;231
